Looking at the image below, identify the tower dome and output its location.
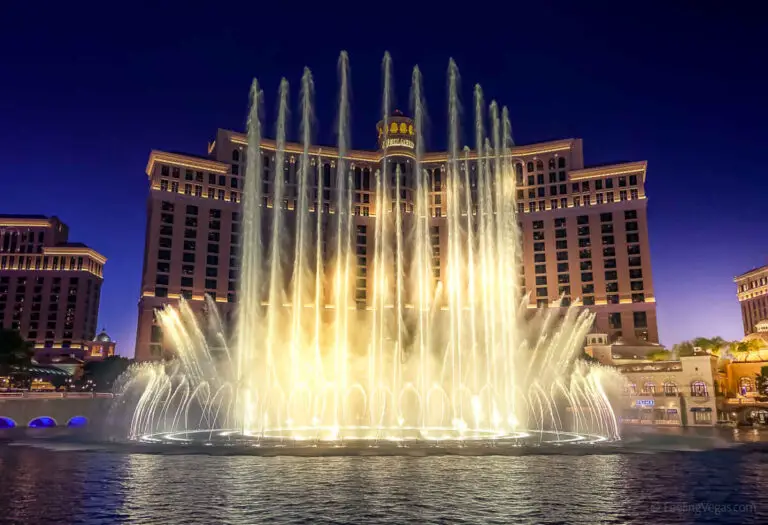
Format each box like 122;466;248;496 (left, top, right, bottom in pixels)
94;328;112;343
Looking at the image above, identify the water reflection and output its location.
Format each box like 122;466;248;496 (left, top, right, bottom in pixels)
0;447;766;524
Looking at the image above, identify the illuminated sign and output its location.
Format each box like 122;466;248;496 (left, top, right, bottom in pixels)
635;399;655;407
383;138;415;149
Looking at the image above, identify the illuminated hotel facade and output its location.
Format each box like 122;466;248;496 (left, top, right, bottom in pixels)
135;116;658;361
0;215;107;360
735;264;768;335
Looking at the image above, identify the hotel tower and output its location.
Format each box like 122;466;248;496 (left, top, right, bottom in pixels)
135;114;658;361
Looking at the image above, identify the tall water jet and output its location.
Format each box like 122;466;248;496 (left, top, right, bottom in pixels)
236;78;265;431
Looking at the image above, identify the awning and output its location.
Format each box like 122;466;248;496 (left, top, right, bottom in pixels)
690;407;712;412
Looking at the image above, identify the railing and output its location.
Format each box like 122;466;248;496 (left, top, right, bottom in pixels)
0;392;114;400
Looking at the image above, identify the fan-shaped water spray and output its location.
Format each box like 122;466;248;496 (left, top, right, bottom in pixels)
119;52;621;448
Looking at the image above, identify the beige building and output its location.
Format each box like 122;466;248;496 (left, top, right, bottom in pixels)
136;116;658;360
586;334;718;426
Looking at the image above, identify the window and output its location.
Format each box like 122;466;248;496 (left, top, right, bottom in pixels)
642;382;656;395
205;279;217;290
536;287;548;297
155;275;169;286
690;381;708;397
631;281;644;291
534;242;545;252
556;240;567;250
579;249;591;259
534;253;546;263
581;272;593;282
155;287;168;298
605;179;614;189
618;176;627;187
186;205;198;215
608;312;622;329
582;284;594;294
628;256;642;267
607;294;619;304
600;212;612;222
632;293;645;303
739;377;755;394
558;157;566;169
633;311;648;328
628;245;641;255
557;262;568;273
663;382;677;395
536;276;547;286
583;296;595;305
183;240;196;251
606;282;619;293
554;217;566;228
625;210;637;220
555;229;566;239
206;267;218;277
158;250;171;261
602;235;615;245
535;265;546;274
604;259;617;269
603;247;616;257
556;251;568;261
157;262;170;273
627;233;640;243
629;269;643;279
558;274;570;284
208;243;219;254
605;270;618;281
527;162;534;173
580;260;592;271
183;253;195;263
601;223;614;234
629;174;638;186
532;220;544;229
581;181;589;192
578;238;591;248
578;226;590;236
527;175;535;186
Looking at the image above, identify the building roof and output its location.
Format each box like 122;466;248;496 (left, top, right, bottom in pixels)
0;214;50;219
55;242;90;248
94;328;112;343
735;264;768;280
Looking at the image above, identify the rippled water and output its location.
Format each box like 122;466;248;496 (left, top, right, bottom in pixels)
0;445;766;524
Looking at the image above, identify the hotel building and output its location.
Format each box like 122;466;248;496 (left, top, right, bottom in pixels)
135;116;658;360
735;263;768;336
0;215;107;360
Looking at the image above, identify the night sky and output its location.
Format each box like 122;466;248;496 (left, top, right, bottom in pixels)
2;2;765;356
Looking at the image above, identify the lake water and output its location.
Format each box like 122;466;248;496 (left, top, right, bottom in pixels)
0;437;766;524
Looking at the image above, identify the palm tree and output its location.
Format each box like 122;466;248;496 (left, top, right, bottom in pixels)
730;339;764;361
692;336;727;356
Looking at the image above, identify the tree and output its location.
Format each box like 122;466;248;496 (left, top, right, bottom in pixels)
81;356;132;392
0;328;33;377
671;341;695;358
730;339;764;359
647;350;672;361
756;366;768;398
692;336;727;356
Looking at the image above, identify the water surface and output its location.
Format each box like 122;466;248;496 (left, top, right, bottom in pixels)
0;444;765;524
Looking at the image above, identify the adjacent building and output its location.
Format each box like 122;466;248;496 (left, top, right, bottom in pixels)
136;117;658;360
586;334;718;427
735;263;768;336
0;215;107;361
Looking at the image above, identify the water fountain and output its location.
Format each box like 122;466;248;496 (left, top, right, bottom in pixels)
116;51;621;452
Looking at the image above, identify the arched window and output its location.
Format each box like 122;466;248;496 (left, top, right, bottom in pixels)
558;157;566;169
28;416;57;428
548;158;556;169
536;160;544;171
690;380;708;397
642;381;656;395
739;377;755;394
515;163;523;176
232;150;240;162
526;162;534;173
663;381;678;396
625;382;637;395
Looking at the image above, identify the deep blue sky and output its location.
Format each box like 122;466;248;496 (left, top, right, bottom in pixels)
2;2;765;356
